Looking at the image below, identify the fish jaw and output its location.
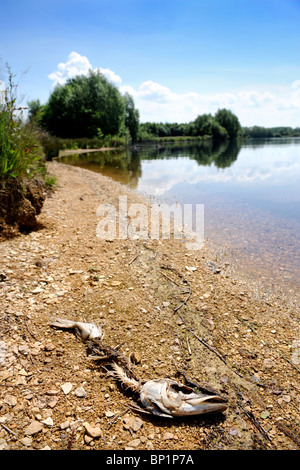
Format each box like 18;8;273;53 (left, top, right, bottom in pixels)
140;379;227;418
50;318;103;341
171;395;228;416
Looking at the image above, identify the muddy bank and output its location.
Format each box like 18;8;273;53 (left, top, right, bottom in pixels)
0;160;299;450
0;177;46;239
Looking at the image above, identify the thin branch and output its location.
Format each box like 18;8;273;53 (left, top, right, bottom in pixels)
237;401;272;443
128;254;139;266
0;422;18;437
160;264;192;313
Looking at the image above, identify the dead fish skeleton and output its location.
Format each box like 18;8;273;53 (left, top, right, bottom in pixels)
108;363;227;418
50;317;103;341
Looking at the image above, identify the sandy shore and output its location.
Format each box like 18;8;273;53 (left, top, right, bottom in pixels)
0;160;299;450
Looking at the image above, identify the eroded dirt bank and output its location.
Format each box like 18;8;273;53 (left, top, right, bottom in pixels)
0;160;299;450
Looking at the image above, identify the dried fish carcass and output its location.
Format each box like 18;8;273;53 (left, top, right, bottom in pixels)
108;363;227;418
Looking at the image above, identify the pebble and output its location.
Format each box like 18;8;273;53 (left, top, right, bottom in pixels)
60;421;70;430
41;417;54;427
163;432;175;440
83;422;102;439
126;438;140;448
75;386;87;398
123;416;143;432
4;394;17;406
31;286;44;294
84;435;94;445
61;382;73;395
20;437;33;447
24;420;43;435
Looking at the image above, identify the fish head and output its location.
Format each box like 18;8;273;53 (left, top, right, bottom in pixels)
140;379;228;418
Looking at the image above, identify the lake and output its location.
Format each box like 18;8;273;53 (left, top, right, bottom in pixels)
58;138;300;297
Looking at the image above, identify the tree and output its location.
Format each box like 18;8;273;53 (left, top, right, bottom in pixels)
214;108;241;139
27;99;45;127
123;92;139;143
192;114;214;137
41;71;125;138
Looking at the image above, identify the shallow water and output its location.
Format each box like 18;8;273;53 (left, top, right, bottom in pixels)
58;138;300;297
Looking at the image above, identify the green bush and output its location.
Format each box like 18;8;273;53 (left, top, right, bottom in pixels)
0;65;47;182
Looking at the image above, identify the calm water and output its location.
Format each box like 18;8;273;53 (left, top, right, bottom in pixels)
58;138;300;296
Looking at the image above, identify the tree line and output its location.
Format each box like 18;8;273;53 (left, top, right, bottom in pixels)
242;125;300;138
28;71;242;144
139;109;241;141
28;70;300;145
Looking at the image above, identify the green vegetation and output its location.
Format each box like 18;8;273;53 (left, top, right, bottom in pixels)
0;66;45;181
137;115;300;143
243;125;300;138
28;70;140;149
137;109;242;142
0;64;53;236
27;69;299;157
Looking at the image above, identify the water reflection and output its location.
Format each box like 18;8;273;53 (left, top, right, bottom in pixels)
58;138;300;296
58;139;242;190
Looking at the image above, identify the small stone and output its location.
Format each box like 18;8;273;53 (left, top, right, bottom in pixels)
0;371;12;382
18;345;29;355
75;386;87;398
25;420;43;435
32;286;43;294
123;416;143;432
163;432;174;440
61;382;73;394
84;435;94;445
83;422;102;439
70;420;83;431
48;396;59;408
4;394;18;406
20;437;33;447
105;410;115;418
260;411;270;419
41;417;53;427
60;421;70;430
127;438;140;448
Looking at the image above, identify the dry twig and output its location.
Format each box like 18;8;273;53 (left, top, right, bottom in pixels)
160;264;192;313
237;401;272;443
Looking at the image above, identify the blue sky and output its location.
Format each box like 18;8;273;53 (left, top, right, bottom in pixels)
1;0;300;126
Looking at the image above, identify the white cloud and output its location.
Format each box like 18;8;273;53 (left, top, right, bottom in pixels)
48;51;122;87
121;81;285;125
95;67;122;86
49;52;300;127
